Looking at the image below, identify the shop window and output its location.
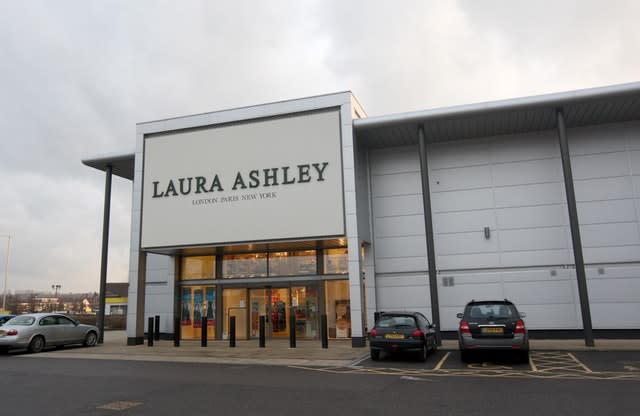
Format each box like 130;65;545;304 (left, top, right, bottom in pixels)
324;248;348;274
181;256;215;280
180;286;216;340
222;288;247;340
292;286;319;339
269;250;317;276
222;253;267;278
324;280;351;339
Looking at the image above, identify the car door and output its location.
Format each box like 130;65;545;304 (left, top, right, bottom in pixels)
56;316;79;344
38;315;62;346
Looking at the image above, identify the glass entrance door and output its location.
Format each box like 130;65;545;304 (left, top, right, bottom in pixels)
248;287;290;339
270;288;289;338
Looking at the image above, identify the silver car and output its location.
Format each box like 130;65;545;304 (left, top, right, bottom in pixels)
0;313;99;354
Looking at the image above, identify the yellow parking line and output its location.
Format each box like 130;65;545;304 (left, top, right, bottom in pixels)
568;353;592;373
434;352;450;370
529;355;538;372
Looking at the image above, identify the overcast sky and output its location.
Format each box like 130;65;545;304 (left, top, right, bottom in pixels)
1;0;638;294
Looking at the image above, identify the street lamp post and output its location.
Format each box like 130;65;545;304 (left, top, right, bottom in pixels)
1;235;10;312
52;284;61;312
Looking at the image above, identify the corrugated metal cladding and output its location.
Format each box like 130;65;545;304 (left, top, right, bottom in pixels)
355;93;640;147
368;120;640;331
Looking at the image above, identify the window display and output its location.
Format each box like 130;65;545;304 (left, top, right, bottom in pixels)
180;285;215;340
325;280;351;338
181;256;215;280
324;248;348;274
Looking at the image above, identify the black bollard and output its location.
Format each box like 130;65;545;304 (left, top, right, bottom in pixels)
201;316;208;347
174;316;180;347
229;316;236;348
321;314;328;349
154;315;160;341
289;308;296;348
147;316;154;347
259;316;266;348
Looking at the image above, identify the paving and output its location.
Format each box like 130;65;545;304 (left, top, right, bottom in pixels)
15;331;640;368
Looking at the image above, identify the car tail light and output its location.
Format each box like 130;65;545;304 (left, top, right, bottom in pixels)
7;329;17;336
515;319;525;334
411;329;424;338
370;328;378;338
459;320;471;334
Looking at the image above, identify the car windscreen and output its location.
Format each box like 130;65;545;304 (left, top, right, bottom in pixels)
376;316;417;329
466;304;517;320
6;316;36;326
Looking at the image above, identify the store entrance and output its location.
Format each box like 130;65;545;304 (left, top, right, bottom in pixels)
249;288;290;339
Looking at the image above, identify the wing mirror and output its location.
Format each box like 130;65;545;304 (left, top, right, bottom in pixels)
456;313;463;319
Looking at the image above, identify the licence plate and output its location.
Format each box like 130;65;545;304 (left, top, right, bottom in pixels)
481;327;504;334
384;333;405;340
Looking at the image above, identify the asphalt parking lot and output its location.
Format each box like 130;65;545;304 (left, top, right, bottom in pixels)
344;349;640;381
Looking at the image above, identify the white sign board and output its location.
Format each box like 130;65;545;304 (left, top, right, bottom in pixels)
141;109;344;249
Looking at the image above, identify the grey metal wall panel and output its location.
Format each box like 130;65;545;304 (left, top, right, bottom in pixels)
433;209;496;234
496;205;567;229
374;215;425;238
430;165;492;191
491;158;563;187
372;172;421;197
370;121;640;331
574;176;634;201
375;257;429;274
493;182;565;208
373;194;423;217
374;236;427;258
432;188;494;212
572;152;631;180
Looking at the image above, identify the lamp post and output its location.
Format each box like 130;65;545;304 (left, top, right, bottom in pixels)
1;235;10;313
52;284;61;312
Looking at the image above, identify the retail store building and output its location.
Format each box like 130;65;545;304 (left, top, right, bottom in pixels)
84;82;640;346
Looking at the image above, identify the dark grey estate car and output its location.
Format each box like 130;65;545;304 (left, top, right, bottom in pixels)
457;300;529;363
369;311;437;362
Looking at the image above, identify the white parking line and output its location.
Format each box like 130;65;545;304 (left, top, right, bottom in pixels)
434;352;450;370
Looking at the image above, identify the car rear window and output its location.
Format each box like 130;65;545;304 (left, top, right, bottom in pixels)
466;304;517;319
7;316;36;326
377;316;417;329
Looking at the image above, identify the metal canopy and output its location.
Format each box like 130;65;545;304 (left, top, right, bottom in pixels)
82;152;135;180
354;81;640;147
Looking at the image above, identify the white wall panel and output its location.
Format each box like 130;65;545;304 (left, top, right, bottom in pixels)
494;182;565;208
436;232;498;255
492;158;562;187
374;215;425;238
369;147;419;175
500;250;570;267
571;152;630;180
434;210;496;234
375;257;428;273
499;227;568;251
373;194;423;217
577;200;637;224
437;253;501;270
432;188;494;212
580;223;640;247
430;165;492;191
374;236;427;258
574;176;634;201
496;205;566;229
372;172;421;197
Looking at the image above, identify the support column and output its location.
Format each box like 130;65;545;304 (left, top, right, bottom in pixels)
556;108;595;347
418;126;441;345
128;251;147;345
97;165;112;344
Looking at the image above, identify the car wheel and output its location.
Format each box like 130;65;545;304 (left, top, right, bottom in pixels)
84;331;98;347
370;349;380;361
0;346;9;355
518;350;529;364
418;344;427;362
460;350;472;363
28;336;45;354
